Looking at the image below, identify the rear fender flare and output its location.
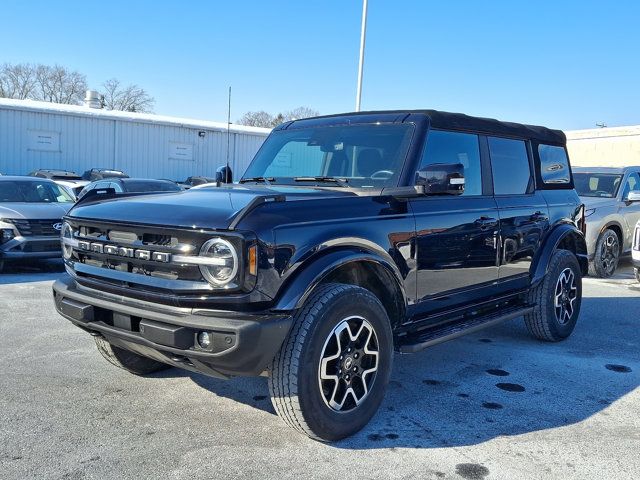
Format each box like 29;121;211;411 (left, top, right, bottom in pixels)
531;223;588;287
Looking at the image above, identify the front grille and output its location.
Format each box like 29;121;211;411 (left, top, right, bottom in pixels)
6;219;61;237
65;219;215;291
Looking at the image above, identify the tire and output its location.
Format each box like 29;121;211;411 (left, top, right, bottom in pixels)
269;283;393;441
0;260;4;273
635;267;640;283
588;229;620;278
94;336;171;375
525;249;582;342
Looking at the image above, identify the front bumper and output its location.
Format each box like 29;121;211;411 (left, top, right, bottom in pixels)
53;276;293;378
632;249;640;268
1;235;62;261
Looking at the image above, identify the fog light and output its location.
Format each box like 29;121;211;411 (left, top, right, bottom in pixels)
198;331;211;348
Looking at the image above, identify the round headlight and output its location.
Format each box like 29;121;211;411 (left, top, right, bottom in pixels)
199;238;238;286
61;222;74;259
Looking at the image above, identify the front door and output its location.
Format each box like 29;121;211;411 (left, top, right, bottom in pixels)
410;130;499;317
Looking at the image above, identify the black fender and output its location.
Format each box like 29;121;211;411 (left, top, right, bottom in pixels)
530;223;588;287
272;248;407;315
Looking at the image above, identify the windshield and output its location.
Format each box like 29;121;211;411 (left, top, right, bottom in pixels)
124;181;181;193
0;180;74;203
243;124;414;188
573;173;623;198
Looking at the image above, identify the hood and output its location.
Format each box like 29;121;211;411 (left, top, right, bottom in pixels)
579;196;617;209
67;185;358;229
0;202;72;220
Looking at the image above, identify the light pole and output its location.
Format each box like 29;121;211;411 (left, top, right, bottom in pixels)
355;0;368;112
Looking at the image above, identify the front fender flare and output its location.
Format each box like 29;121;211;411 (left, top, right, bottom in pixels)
272;248;407;312
531;223;588;287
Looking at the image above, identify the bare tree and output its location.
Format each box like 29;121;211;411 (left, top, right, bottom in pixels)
283;106;319;122
34;65;87;104
238;110;278;128
238;106;318;128
0;63;38;100
100;78;155;113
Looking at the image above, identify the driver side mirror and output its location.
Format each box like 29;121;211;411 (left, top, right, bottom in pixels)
626;190;640;203
416;163;465;195
216;165;233;184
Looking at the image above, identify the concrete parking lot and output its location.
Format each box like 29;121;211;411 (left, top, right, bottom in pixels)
1;260;638;480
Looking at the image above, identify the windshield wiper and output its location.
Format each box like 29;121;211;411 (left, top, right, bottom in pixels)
293;176;349;187
239;177;274;185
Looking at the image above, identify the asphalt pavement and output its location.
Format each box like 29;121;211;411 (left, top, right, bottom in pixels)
0;260;638;480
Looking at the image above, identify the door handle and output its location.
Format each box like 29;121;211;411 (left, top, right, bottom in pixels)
530;211;549;222
474;217;498;229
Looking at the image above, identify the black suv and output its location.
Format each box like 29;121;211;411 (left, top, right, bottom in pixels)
53;110;588;441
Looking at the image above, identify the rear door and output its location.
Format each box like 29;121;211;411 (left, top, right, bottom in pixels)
410;130;500;317
487;136;550;283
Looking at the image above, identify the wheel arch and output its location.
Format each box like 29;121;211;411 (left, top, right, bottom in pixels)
598;221;624;253
531;223;588;286
272;248;407;329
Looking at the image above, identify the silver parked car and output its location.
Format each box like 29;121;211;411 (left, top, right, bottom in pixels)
0;177;74;272
573;166;640;277
632;219;640;282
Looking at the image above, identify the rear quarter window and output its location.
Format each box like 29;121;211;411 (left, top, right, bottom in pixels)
538;144;571;185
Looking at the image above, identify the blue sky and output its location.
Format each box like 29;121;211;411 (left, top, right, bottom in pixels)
2;0;639;129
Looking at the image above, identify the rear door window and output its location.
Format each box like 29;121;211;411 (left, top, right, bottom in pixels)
488;137;532;195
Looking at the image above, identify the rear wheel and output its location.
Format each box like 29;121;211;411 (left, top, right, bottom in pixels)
589;229;620;278
525;250;582;342
269;283;393;441
94;336;171;375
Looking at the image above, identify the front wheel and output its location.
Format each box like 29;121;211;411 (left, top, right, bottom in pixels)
525;249;582;342
589;229;620;278
269;283;393;441
635;267;640;283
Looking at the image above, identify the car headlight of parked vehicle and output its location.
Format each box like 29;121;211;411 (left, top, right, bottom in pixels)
0;219;16;245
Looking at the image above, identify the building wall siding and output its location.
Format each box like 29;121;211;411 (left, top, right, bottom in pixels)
0;105;268;180
566;127;640;167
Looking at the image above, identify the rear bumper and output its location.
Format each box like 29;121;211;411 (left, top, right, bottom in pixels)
53;276;293;378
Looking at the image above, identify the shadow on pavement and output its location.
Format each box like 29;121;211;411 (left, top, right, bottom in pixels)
156;295;639;448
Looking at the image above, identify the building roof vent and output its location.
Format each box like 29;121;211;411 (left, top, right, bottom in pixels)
84;90;103;109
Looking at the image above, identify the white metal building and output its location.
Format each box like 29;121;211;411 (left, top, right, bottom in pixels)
565;125;640;167
0;98;270;180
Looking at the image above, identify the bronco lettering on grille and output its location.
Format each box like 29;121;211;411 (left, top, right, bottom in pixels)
77;241;171;263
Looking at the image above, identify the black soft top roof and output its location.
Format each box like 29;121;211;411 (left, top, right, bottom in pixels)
281;109;566;146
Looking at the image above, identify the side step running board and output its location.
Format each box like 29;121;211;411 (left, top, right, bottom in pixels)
399;306;534;353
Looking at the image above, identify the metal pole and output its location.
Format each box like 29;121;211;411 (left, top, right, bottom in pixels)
355;0;368;112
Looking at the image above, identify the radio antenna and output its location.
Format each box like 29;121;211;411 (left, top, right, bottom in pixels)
225;86;231;182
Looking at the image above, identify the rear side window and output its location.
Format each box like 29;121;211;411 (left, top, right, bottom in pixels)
419;130;482;196
538;144;571;184
488;137;531;195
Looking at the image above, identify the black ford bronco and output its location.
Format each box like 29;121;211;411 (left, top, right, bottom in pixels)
53;110;588;441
